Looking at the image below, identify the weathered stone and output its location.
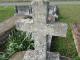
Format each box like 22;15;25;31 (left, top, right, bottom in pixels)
47;51;60;60
15;0;68;60
46;35;52;51
9;51;26;60
60;56;72;60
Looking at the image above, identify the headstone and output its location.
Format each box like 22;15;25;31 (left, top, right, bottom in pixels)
47;5;58;24
15;5;32;16
15;0;68;60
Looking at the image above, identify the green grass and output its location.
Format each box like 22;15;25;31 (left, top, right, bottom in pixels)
0;0;32;2
59;5;80;24
0;0;80;2
50;0;80;1
0;6;15;22
51;5;80;60
0;28;34;60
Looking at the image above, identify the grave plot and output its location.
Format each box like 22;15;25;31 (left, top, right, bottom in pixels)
50;36;72;60
0;5;34;60
58;5;80;60
0;28;34;60
50;36;67;55
50;35;77;60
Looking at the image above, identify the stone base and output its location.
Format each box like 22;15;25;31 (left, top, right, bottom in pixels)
9;51;60;60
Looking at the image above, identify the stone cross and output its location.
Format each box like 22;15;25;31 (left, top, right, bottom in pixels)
16;0;67;60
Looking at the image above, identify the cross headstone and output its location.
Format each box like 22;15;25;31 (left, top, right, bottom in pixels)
16;0;68;60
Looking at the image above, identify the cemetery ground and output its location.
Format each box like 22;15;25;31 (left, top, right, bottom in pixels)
52;5;80;60
0;5;80;60
0;6;15;22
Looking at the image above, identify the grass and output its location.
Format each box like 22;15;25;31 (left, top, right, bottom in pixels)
0;28;34;60
0;6;15;22
51;5;80;60
0;0;80;2
0;0;32;2
59;5;80;24
50;0;80;1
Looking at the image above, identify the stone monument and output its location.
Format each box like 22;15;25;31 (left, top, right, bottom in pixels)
15;0;68;60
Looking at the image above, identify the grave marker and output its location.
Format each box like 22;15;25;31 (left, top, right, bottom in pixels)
15;0;68;60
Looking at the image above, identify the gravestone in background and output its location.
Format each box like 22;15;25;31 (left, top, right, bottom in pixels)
15;5;32;16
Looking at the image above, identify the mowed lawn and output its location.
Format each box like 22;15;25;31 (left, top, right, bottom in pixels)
51;5;80;60
0;0;31;2
0;6;15;22
59;5;80;24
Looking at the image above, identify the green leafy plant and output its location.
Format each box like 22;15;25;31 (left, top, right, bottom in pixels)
0;28;34;60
